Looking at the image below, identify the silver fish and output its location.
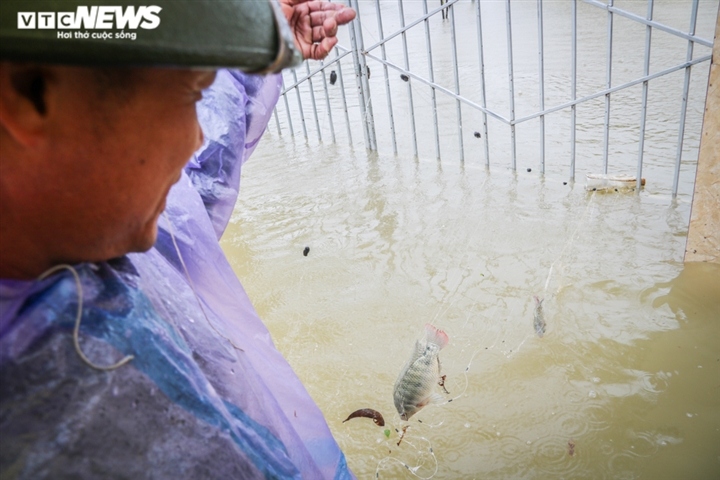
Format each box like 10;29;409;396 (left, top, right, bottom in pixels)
393;324;449;421
534;296;546;338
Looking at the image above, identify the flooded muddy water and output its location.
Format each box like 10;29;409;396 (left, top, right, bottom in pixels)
220;1;718;478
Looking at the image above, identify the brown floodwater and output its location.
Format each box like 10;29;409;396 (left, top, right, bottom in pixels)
220;137;719;479
220;1;718;478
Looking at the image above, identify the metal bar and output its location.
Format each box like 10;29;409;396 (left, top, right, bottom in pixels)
398;0;418;157
537;0;545;173
603;0;614;174
583;0;713;48
375;0;397;155
280;75;294;136
367;49;711;129
364;0;462;54
672;0;700;196
349;0;377;151
291;68;308;138
319;60;336;143
334;49;353;145
305;62;322;142
476;0;490;166
637;0;653;190
364;52;511;124
514;54;711;124
450;2;464;162
505;0;516;169
347;1;372;150
422;0;441;160
570;0;577;180
281;50;353;92
273;107;281;136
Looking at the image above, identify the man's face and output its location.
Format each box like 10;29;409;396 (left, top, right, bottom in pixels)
36;67;217;263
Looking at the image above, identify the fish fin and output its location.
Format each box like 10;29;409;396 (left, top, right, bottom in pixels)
427;393;445;405
424;324;449;349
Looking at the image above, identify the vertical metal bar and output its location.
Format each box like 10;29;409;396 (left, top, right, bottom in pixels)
349;0;377;151
291;68;308;139
450;2;464;162
636;0;653;190
398;0;418;157
537;0;545;173
505;0;516;170
281;75;294;137
422;0;440;160
273;107;281;136
347;4;371;149
603;0;614;174
335;50;353;145
319;61;336;143
476;0;490;166
375;0;397;154
672;0;699;196
305;62;322;142
570;0;577;180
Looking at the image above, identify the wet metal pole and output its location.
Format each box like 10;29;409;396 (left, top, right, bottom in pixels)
603;0;614;174
291;68;308;139
505;0;517;170
319;60;336;143
570;0;577;180
637;0;654;190
422;0;441;160
450;2;464;162
476;0;490;166
350;0;376;150
672;0;699;197
375;0;398;155
398;0;418;157
305;62;322;142
537;0;546;173
334;48;353;145
281;75;294;137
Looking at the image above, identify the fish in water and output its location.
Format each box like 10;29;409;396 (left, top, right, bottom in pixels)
533;296;546;337
393;324;449;420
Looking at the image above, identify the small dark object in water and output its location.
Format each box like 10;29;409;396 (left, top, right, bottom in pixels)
563;181;568;185
400;74;409;82
303;246;310;257
397;425;409;446
329;70;337;85
527;168;532;172
343;408;385;426
366;65;371;79
473;131;481;138
568;439;576;456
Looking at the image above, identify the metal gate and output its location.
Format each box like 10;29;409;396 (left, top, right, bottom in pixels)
271;0;717;196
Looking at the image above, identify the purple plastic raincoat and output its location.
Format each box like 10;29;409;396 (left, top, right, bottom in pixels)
0;70;352;479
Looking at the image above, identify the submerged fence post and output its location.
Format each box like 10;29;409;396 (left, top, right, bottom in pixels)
505;0;517;170
537;0;546;173
348;0;377;151
672;0;700;197
603;0;615;174
476;0;490;166
636;0;654;190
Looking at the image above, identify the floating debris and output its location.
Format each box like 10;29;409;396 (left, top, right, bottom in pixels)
585;173;645;192
329;70;337;85
473;131;481;138
303;246;310;257
400;74;409;82
568;438;576;456
343;408;385;426
397;425;409;446
527;167;532;172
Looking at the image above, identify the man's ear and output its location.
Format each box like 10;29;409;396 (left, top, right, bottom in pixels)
0;63;52;147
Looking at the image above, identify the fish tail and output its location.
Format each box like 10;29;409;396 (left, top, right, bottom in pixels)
424;324;449;349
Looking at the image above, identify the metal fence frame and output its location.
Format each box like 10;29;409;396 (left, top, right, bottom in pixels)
273;0;715;196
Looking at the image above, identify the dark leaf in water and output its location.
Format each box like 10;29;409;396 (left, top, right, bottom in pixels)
343;408;385;426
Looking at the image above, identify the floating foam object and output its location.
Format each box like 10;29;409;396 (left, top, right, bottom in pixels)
585;174;646;192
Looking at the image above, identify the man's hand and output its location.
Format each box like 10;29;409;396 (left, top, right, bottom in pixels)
280;0;356;61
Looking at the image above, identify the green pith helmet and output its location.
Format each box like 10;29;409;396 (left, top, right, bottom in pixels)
0;0;302;73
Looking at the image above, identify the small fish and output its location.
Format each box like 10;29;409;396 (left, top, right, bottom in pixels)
329;70;337;85
533;296;546;337
342;408;385;426
393;324;449;421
